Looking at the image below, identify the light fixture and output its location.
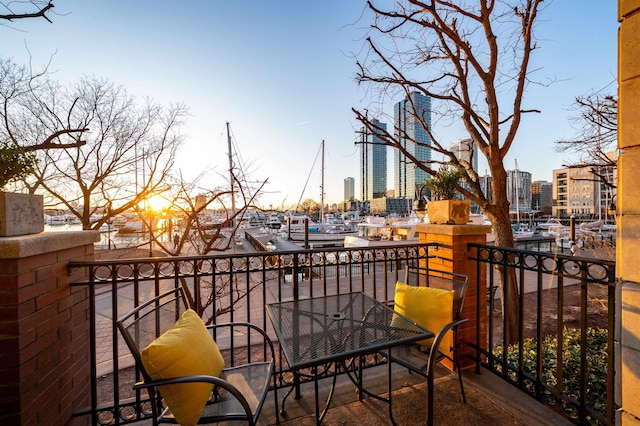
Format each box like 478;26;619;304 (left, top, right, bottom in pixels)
413;184;428;220
413;198;427;219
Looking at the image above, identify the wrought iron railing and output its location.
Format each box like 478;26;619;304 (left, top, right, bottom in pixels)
69;243;433;425
68;239;616;425
468;243;616;425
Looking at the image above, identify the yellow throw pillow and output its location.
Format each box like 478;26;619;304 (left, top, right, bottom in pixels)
393;282;454;354
141;309;224;426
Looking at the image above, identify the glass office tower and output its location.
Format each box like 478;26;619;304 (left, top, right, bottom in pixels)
343;177;355;201
358;119;387;201
394;92;431;199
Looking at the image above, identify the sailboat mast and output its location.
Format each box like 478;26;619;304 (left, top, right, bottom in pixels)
321;140;325;222
515;159;520;224
227;122;236;226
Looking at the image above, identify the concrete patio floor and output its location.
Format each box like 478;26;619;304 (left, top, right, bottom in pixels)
256;364;574;426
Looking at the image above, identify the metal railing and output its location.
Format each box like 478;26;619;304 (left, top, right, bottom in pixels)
513;236;559;252
69;243;433;425
68;239;616;425
468;243;616;425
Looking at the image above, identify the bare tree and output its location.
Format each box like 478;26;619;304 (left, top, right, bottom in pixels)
0;58;87;161
353;0;544;344
556;87;618;188
141;171;270;322
23;75;184;230
298;198;321;216
0;1;55;23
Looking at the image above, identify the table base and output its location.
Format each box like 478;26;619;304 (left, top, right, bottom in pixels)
280;351;398;426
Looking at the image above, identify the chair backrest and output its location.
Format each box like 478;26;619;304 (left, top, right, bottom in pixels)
116;287;189;382
404;264;469;321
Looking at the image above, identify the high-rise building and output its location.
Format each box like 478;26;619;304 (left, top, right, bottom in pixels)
394;92;431;199
343;177;355;201
358;119;387;201
450;138;478;174
532;180;552;214
450;138;479;211
479;174;493;203
507;168;532;213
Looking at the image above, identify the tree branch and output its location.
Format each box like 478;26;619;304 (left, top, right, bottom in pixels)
22;128;88;152
0;2;54;23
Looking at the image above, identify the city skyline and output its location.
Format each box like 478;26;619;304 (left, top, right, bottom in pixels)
394;92;432;200
359;119;387;201
2;1;618;208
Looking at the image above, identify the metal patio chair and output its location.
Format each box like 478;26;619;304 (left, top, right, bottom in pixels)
389;264;469;410
116;287;279;425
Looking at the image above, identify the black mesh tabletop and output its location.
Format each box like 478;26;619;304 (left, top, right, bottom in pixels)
266;292;434;370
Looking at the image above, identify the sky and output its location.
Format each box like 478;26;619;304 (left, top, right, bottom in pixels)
2;1;618;210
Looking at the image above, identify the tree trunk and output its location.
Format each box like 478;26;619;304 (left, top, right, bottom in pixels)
487;170;520;346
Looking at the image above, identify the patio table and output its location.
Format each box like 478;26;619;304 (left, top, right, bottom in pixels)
266;292;435;425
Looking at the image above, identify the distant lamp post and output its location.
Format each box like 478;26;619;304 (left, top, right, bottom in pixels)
607;194;617;217
413;184;428;221
107;202;112;250
148;204;154;257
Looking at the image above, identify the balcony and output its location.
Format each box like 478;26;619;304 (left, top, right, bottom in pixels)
0;227;615;425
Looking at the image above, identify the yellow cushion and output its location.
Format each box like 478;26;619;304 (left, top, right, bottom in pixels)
393;282;454;354
141;309;224;426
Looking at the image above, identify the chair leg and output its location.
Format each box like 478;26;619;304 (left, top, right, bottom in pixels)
454;349;466;404
150;388;162;426
273;379;280;424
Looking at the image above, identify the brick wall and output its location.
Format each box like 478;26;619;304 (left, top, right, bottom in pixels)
0;232;98;425
416;223;490;370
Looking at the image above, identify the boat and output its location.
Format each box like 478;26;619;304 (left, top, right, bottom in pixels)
279;214;356;242
343;216;420;248
511;159;535;238
266;214;283;230
537;218;564;231
45;213;81;226
281;141;358;244
544;222;570;238
46;214;69;226
115;219;143;234
512;222;535;239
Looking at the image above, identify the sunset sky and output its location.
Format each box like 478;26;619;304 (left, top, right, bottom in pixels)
2;1;618;209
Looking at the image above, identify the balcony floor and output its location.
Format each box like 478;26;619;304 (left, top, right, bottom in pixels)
255;364;574;426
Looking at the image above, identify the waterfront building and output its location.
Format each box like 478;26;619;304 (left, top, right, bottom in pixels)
394;92;431;199
195;194;207;210
338;199;367;214
344;177;355;201
368;197;412;216
507;168;532;214
552;163;617;220
450;138;479;211
532;180;553;215
358;119;388;201
553;167;596;218
478;174;493;204
450;138;478;174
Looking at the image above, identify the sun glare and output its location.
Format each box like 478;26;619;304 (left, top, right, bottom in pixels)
148;194;170;212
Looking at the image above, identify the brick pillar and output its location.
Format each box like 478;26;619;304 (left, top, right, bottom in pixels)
415;223;490;370
617;2;640;424
0;231;99;426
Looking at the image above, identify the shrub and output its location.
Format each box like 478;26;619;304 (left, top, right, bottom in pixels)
493;327;609;422
0;141;36;189
424;166;465;200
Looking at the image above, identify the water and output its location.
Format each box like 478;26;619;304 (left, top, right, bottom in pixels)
44;223;164;250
